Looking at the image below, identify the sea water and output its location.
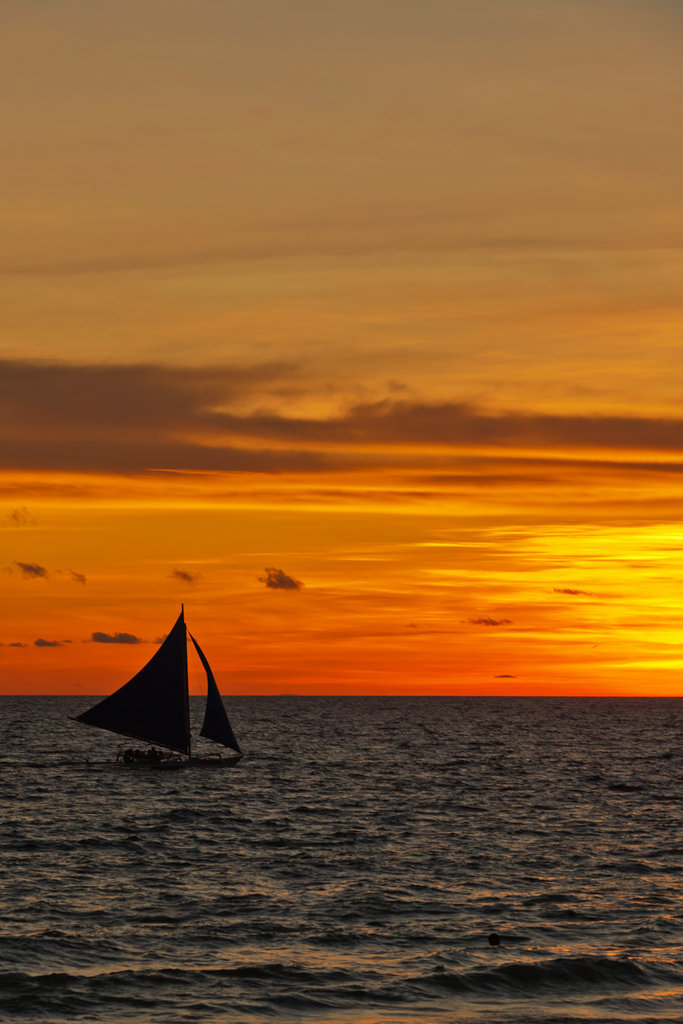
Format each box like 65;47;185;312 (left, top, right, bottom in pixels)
0;696;682;1023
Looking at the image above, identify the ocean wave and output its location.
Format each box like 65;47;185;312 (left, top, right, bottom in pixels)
0;962;372;1018
6;954;673;1017
420;953;674;996
3;695;683;1024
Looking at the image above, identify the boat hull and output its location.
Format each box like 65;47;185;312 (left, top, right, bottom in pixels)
117;754;243;770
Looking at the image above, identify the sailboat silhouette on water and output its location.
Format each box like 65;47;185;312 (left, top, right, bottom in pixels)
74;607;242;768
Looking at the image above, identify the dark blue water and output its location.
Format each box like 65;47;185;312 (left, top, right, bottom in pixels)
1;696;682;1023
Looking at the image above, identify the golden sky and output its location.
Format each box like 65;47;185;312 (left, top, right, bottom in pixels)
2;1;683;694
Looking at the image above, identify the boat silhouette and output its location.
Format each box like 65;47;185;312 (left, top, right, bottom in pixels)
74;606;242;768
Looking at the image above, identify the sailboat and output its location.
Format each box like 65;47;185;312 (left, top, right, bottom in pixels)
74;607;242;768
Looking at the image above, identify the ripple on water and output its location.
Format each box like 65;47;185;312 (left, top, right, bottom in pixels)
1;696;683;1023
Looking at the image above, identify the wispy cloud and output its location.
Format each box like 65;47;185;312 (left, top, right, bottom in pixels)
11;562;86;583
259;567;303;591
170;569;201;585
34;638;62;647
3;507;35;527
91;631;142;644
467;617;513;627
15;561;49;580
553;588;597;597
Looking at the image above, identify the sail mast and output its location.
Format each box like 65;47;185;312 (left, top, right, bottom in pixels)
182;604;191;759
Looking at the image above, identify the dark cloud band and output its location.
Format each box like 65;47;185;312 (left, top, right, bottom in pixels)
3;359;683;481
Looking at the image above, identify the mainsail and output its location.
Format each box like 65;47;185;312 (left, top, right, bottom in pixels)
75;608;240;758
76;610;190;754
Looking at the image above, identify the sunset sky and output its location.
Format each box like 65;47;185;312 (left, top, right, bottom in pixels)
2;0;683;695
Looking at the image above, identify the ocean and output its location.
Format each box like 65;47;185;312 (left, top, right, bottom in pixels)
1;696;682;1023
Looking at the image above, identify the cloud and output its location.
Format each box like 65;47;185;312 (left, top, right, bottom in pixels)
15;561;49;579
170;569;201;584
34;638;62;647
182;397;683;454
495;673;516;678
259;567;303;591
8;359;683;481
0;358;325;476
3;507;35;527
9;641;28;648
11;562;86;583
467;617;513;626
91;631;142;644
553;587;597;597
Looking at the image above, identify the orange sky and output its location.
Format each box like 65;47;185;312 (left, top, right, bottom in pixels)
2;1;683;695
